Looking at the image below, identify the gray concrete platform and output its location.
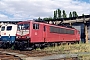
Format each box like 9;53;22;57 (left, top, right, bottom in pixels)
22;54;78;60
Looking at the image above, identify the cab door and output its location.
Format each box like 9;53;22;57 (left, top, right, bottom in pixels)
31;23;43;43
43;25;46;42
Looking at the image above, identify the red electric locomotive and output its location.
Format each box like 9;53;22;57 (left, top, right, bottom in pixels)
15;20;80;50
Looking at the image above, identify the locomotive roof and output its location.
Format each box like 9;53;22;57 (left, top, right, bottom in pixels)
17;20;75;29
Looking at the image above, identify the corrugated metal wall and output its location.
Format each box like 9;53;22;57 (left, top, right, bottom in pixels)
72;23;85;43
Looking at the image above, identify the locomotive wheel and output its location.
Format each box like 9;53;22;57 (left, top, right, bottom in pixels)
40;45;45;49
24;47;34;51
20;45;35;51
2;43;7;49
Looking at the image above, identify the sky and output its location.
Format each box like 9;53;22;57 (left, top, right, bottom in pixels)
0;0;90;21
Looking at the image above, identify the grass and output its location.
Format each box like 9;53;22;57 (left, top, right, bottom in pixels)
38;43;90;54
78;54;90;60
36;43;90;60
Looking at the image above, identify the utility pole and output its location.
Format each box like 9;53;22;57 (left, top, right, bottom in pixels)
85;25;88;43
83;15;88;43
69;22;72;26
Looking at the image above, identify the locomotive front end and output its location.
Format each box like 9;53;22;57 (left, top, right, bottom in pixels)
0;24;17;48
16;22;30;40
15;21;31;50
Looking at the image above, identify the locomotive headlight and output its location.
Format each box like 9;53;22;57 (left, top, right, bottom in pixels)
26;36;29;38
9;34;10;38
16;36;19;38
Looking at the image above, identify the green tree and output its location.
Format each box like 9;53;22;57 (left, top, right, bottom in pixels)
72;11;75;17
56;10;57;19
54;10;57;19
69;12;72;18
82;14;84;16
75;11;78;17
62;10;67;18
43;17;52;20
38;17;41;20
57;9;61;19
72;11;78;17
43;18;49;20
54;11;56;19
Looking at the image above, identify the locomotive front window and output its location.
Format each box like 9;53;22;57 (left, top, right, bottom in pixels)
18;24;23;30
1;26;5;31
18;24;29;30
7;26;12;31
24;24;29;29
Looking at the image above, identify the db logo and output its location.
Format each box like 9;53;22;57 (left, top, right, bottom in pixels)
4;33;6;35
35;32;37;35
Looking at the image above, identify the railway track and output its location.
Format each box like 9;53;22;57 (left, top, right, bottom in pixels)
0;49;79;60
0;49;52;57
0;52;22;60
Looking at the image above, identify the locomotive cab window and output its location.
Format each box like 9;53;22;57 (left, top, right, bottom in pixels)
18;23;30;30
33;23;39;30
18;24;23;30
23;24;29;29
7;26;12;31
1;26;5;31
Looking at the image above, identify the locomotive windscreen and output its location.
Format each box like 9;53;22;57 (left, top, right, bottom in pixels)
1;26;5;31
17;22;30;39
7;26;12;31
1;26;12;31
17;23;30;30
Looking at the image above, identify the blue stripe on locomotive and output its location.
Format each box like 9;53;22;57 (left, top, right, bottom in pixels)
1;36;15;43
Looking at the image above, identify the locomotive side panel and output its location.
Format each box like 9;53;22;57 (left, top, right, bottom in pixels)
30;22;44;43
45;25;60;42
75;29;80;41
46;25;79;42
